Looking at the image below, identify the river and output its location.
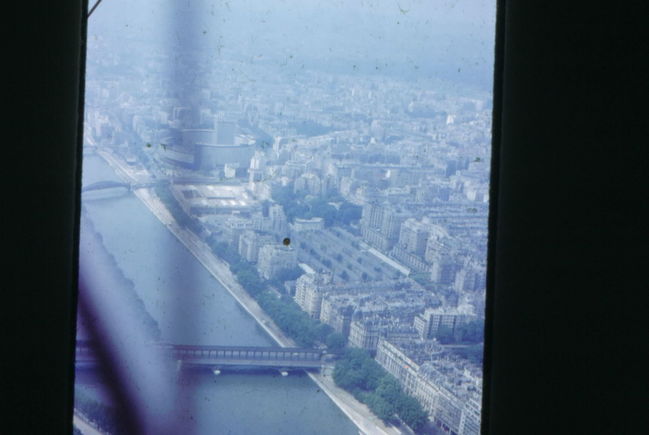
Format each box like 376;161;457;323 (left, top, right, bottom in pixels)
75;155;357;435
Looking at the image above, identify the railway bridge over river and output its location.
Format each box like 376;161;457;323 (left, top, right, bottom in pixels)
75;341;326;372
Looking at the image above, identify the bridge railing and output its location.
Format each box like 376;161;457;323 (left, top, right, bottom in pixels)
76;342;325;364
168;347;323;362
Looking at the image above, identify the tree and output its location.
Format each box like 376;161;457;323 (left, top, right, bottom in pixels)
274;267;303;283
365;393;396;421
333;360;365;391
376;376;402;403
310;199;337;226
436;325;455;344
332;348;430;431
457;319;484;343
326;332;346;352
339;203;362;224
315;322;334;342
453;343;484;364
237;268;264;296
360;358;384;390
396;395;428;432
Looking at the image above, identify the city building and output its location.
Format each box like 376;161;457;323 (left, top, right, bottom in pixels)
319;294;355;337
413;307;474;340
238;230;275;263
376;339;482;435
348;317;419;351
293;272;333;318
257;244;298;280
170;183;258;216
248;151;267;183
291;217;325;232
398;218;432;256
268;204;289;236
360;203;409;251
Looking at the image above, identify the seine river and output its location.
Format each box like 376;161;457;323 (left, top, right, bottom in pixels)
76;154;357;435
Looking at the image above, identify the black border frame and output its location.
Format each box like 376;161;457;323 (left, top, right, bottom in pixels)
4;1;648;434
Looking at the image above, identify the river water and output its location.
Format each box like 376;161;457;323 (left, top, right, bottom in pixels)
76;155;357;435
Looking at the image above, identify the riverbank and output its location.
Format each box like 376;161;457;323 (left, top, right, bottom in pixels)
95;149;402;435
139;188;400;434
73;410;105;435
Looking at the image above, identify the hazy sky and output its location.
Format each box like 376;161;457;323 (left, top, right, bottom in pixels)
89;0;497;89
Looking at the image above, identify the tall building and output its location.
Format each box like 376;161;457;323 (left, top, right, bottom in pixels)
194;141;254;172
319;294;355;337
238;231;274;263
413;307;473;340
424;226;452;264
214;113;236;145
362;202;385;229
454;261;486;293
249;151;267;183
431;260;459;285
257;245;297;280
360;202;408;251
398;218;432;256
348;318;382;350
238;230;259;262
268;204;288;237
348;317;418;351
391;246;430;273
294;272;332;318
381;208;408;242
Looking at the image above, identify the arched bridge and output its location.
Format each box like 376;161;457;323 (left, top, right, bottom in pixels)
82;180;131;192
75;341;325;371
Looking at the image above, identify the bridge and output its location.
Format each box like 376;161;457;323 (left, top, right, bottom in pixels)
82;180;131;193
81;179;160;194
165;344;324;370
75;341;326;372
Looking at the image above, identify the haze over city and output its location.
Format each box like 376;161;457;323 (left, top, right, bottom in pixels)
75;1;496;434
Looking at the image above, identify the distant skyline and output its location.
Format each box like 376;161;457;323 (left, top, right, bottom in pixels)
89;0;496;90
